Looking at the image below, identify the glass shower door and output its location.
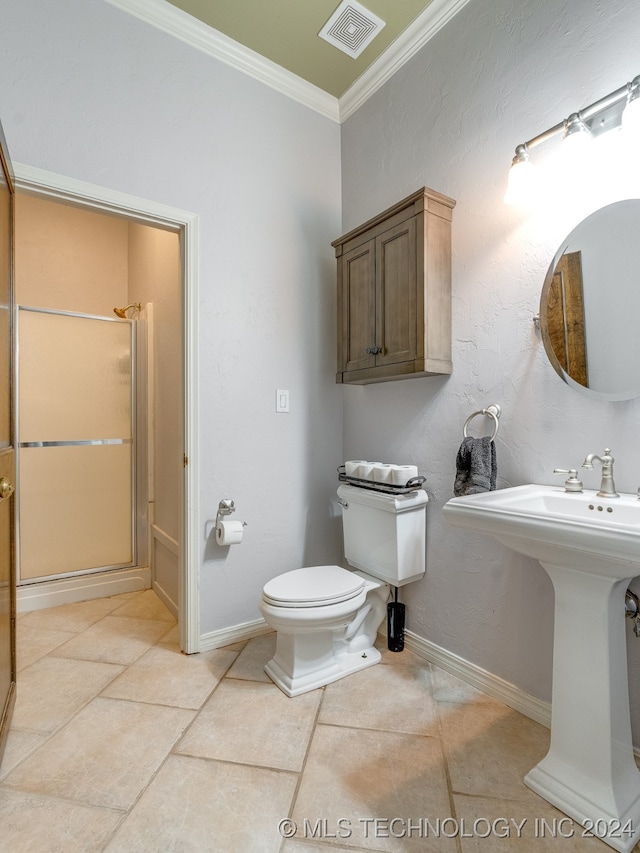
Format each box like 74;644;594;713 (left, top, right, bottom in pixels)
17;308;135;582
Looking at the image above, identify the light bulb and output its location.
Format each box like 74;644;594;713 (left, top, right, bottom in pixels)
504;147;535;206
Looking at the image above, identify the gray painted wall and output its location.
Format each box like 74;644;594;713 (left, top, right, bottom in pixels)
0;0;343;636
340;0;640;737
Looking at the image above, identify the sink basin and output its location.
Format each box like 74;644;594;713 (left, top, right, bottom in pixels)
444;483;640;577
444;484;640;853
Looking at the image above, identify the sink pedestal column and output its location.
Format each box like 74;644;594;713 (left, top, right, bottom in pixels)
525;564;640;853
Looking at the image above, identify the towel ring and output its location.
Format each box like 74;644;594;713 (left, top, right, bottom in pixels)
463;404;501;442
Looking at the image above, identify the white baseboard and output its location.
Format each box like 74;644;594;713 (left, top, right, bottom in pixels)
17;567;151;612
403;629;552;729
199;617;273;651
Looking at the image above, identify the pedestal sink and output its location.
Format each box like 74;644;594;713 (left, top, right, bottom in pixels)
443;484;640;853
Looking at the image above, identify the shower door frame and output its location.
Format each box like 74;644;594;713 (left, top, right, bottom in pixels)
12;165;200;653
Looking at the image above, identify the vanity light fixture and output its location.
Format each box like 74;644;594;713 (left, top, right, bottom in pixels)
622;76;640;135
505;73;640;205
562;112;591;148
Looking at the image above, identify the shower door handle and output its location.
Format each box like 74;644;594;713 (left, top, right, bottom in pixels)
0;477;14;501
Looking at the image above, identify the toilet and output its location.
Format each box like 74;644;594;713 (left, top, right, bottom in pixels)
259;483;428;696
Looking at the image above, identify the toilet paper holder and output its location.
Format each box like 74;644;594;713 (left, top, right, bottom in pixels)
216;499;235;522
215;499;247;528
214;497;247;546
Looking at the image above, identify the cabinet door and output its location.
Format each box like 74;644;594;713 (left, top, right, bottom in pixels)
340;239;376;373
375;219;417;367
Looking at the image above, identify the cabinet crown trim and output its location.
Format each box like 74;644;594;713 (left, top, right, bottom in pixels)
332;186;455;252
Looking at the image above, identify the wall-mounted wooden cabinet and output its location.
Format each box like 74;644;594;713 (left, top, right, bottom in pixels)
333;187;455;384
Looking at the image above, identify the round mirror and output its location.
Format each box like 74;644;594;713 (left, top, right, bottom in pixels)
540;199;640;401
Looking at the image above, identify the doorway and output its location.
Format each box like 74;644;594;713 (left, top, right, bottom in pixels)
10;169;199;653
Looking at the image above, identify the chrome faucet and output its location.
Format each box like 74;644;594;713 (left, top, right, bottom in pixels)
582;448;619;498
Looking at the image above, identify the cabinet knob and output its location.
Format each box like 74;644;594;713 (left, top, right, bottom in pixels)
366;346;382;355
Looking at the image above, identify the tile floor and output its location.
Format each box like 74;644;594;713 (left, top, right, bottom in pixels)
0;589;630;851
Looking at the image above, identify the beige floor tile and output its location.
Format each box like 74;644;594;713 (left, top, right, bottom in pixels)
110;588;176;622
105;754;297;853
225;632;276;682
18;596;126;634
157;621;180;646
0;788;124;852
320;662;438;736
283;842;375;853
3;697;194;810
291;724;456;852
439;700;550;802
453;794;614;851
52;615;174;665
431;666;503;705
12;656;123;732
16;623;76;671
101;644;238;709
221;639;249;652
11;588;605;853
109;590;145;601
177;678;321;771
0;729;50;781
375;635;425;667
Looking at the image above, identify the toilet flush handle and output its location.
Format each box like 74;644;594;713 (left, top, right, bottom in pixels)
339;499;348;508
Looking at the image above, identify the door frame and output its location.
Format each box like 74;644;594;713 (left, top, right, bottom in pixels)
13;163;200;653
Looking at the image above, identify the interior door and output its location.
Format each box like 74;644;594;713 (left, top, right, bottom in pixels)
0;120;16;766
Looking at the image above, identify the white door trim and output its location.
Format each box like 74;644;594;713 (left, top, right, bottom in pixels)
13;163;201;653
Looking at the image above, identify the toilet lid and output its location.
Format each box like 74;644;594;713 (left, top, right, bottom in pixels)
263;565;365;608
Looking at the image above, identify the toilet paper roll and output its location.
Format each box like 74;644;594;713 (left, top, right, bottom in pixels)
357;462;375;480
216;519;244;546
372;463;394;483
391;464;419;486
345;460;367;476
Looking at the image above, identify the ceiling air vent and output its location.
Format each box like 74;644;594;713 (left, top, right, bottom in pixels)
318;0;386;59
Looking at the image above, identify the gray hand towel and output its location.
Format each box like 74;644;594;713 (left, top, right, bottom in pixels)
454;436;497;496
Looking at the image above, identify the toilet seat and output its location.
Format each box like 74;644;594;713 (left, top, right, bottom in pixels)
262;565;365;608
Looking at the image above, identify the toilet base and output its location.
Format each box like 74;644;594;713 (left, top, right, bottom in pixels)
260;571;389;697
265;644;381;697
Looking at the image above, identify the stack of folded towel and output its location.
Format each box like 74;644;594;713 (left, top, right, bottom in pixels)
454;436;497;496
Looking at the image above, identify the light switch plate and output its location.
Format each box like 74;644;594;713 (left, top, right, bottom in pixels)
276;389;290;413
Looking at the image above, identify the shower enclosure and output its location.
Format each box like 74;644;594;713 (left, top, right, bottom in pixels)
16;306;147;589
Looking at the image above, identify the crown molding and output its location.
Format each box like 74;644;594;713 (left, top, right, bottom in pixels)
104;0;470;125
339;0;472;120
104;0;340;122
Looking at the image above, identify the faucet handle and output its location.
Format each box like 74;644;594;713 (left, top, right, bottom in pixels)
553;468;583;492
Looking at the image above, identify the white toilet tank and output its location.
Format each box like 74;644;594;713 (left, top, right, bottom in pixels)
337;484;428;586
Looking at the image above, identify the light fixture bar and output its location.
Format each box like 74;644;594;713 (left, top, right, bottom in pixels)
513;74;640;159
